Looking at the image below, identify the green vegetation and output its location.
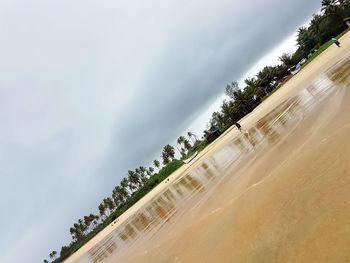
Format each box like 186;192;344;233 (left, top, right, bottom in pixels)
302;30;348;68
56;159;184;262
46;1;350;262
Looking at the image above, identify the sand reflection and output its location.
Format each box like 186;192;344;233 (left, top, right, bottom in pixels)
75;55;350;263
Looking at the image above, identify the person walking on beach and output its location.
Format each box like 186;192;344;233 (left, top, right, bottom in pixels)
235;122;250;135
332;37;341;47
235;122;242;132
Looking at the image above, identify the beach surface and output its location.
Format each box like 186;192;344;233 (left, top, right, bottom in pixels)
65;32;350;263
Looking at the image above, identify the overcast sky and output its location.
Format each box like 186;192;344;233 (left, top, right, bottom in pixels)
0;0;321;262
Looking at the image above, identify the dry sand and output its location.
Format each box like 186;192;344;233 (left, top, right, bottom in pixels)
65;31;350;263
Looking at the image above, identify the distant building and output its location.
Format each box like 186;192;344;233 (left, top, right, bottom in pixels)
206;126;222;143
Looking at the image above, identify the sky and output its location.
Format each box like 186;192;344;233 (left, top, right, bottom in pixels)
0;0;321;262
185;32;301;136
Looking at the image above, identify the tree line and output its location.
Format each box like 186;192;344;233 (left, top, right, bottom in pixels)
45;1;350;262
206;0;349;135
46;133;198;262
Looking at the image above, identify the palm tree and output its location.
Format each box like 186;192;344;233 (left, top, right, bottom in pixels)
177;136;185;146
139;166;147;175
225;81;240;100
321;0;342;18
245;77;268;99
135;166;147;183
162;144;175;165
148;167;154;176
112;188;119;207
69;227;77;241
83;215;92;233
83;214;97;233
187;132;197;144
177;135;191;154
49;251;57;261
153;159;161;170
211;110;228;128
245;77;257;88
92;215;100;228
229;84;254;114
98;202;106;219
112;188;122;206
181;147;186;154
127;170;141;188
119;185;129;199
71;224;79;240
175;145;185;157
278;53;295;68
182;138;192;151
78;218;88;235
221;100;235;122
120;177;132;194
162;153;170;165
296;27;318;54
103;197;115;215
128;179;137;192
72;222;84;240
309;13;324;35
256;66;277;88
52;251;57;260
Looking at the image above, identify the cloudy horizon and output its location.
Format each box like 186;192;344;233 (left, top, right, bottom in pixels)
0;0;321;262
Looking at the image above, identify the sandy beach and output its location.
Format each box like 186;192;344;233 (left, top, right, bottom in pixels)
65;31;350;263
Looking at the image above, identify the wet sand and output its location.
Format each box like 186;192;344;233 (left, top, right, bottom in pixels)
65;32;350;263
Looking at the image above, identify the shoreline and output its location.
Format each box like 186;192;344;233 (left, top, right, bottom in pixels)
64;31;350;263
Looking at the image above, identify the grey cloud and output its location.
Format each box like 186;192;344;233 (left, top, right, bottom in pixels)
0;0;321;262
101;0;322;181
